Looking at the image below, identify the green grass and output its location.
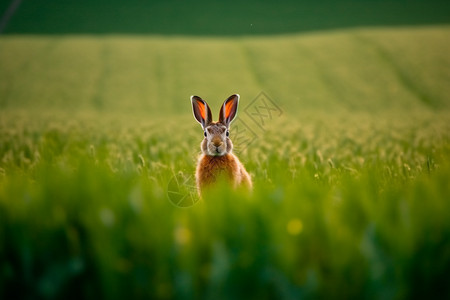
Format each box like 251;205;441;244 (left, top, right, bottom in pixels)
1;26;450;299
1;26;450;114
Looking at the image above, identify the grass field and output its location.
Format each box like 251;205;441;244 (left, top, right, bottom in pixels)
2;26;450;113
1;25;450;299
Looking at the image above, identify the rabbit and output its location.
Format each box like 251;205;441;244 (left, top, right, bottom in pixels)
191;94;252;196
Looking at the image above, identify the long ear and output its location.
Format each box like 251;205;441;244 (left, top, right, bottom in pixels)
219;94;239;127
191;95;212;128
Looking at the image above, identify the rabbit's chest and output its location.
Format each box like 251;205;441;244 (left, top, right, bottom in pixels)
196;154;238;185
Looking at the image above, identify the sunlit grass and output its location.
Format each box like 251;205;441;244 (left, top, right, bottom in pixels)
1;108;449;298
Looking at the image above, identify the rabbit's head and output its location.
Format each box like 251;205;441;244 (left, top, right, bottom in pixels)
191;94;239;156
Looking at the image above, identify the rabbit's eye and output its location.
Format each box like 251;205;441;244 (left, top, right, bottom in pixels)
226;131;229;137
204;131;207;137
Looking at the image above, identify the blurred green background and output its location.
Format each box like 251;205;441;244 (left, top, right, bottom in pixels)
3;0;450;35
1;0;450;299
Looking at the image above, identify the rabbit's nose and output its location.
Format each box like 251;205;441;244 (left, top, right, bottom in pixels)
213;140;223;147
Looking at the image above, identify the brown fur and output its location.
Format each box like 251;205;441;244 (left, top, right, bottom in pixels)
196;153;252;195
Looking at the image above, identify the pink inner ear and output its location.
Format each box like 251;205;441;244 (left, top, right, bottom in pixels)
198;101;206;120
224;100;234;119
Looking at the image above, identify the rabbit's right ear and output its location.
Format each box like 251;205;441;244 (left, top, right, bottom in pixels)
191;95;212;128
219;94;239;127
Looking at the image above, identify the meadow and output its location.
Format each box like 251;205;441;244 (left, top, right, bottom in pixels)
1;25;450;299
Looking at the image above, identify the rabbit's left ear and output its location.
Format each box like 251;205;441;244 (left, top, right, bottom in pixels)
219;94;239;127
191;95;212;128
